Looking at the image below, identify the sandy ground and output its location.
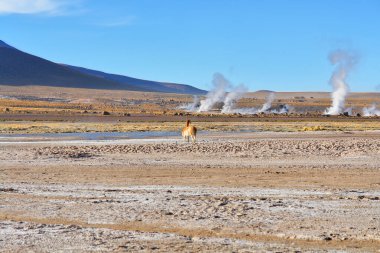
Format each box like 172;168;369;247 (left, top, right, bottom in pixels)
1;131;380;252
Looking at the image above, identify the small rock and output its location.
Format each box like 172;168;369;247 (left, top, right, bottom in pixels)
0;188;16;192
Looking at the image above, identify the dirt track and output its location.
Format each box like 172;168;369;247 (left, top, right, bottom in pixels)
1;131;380;252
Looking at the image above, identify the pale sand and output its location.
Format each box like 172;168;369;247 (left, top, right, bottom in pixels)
1;131;380;252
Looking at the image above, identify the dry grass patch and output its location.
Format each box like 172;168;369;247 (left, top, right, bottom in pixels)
1;121;380;134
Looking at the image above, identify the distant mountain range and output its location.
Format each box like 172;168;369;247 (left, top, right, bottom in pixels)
0;40;206;95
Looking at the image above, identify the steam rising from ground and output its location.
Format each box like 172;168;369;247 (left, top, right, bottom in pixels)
260;92;275;112
181;73;290;114
198;73;231;112
363;104;380;116
220;84;247;113
325;50;358;115
179;95;200;111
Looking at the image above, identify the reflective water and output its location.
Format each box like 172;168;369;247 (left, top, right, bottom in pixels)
0;131;179;141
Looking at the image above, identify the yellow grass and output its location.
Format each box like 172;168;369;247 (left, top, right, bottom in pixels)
302;126;326;131
1;121;380;134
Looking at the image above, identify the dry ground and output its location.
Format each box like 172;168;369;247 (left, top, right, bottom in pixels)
1;119;380;134
1;85;380;116
1;131;380;252
1;86;380;251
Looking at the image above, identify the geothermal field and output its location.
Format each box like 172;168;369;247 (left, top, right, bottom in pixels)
1;53;380;252
1;84;380;253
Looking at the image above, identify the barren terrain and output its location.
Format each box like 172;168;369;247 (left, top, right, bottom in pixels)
1;131;380;252
1;85;380;117
1;87;380;251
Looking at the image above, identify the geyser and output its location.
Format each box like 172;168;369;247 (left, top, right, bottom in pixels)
221;84;248;113
198;73;231;112
324;50;358;115
363;104;380;116
259;92;275;113
181;73;290;115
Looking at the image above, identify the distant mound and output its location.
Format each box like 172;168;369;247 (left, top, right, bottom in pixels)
255;90;274;93
0;40;206;95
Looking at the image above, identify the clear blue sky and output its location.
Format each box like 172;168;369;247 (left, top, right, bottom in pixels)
0;0;379;91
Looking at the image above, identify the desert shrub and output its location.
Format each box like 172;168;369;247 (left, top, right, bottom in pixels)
301;126;325;131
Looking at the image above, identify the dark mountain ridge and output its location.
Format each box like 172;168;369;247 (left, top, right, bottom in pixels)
64;64;205;94
0;40;206;95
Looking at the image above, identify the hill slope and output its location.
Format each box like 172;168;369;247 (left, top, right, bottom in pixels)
0;41;135;90
0;40;206;94
64;65;205;95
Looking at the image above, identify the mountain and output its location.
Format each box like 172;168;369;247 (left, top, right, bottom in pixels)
255;90;274;93
0;41;133;90
0;40;14;49
64;65;205;95
0;40;206;94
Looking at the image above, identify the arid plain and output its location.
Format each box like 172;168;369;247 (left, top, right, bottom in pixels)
1;86;380;252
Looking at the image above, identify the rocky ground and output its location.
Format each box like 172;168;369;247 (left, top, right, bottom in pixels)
1;131;380;252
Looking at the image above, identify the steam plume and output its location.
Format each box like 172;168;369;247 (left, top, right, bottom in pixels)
363;104;380;116
180;95;200;111
259;92;275;113
198;73;230;112
221;84;248;113
324;50;358;115
180;73;289;115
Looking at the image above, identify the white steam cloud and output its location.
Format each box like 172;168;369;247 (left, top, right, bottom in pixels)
180;73;290;115
198;73;231;112
363;104;380;116
259;92;275;113
179;95;200;111
222;92;290;114
324;50;358;115
221;84;248;113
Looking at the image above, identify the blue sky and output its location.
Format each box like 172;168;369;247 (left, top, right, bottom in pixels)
0;0;379;91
